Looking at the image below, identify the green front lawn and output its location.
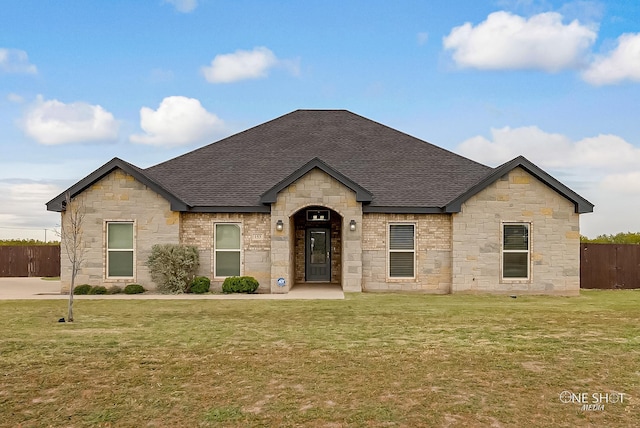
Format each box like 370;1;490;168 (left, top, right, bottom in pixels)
1;291;638;427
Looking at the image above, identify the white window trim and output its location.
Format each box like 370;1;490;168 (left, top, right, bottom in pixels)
105;220;136;281
213;222;243;279
501;222;531;282
387;222;416;280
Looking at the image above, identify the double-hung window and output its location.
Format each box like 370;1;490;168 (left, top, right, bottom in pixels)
389;223;415;278
106;222;134;278
214;223;241;277
502;223;530;279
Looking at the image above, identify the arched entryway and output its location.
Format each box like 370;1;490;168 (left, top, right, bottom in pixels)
292;206;342;286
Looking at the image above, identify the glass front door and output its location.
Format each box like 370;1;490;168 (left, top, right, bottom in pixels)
306;228;330;281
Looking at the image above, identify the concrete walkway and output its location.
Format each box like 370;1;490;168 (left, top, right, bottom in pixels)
0;278;344;300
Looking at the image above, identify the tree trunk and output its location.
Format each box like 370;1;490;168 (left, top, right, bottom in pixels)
68;261;75;322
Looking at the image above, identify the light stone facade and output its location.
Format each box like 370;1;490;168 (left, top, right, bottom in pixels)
451;167;581;295
60;170;179;292
60;166;582;295
270;169;363;293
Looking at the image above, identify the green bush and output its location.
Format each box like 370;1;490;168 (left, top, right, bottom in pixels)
581;232;640;244
222;276;259;294
73;284;91;295
107;285;122;294
89;285;108;295
146;244;200;294
189;276;211;294
124;284;145;294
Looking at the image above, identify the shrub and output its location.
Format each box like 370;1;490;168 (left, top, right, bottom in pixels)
222;276;259;294
107;285;122;294
73;284;91;295
89;285;108;295
146;244;199;294
124;284;145;294
189;276;211;294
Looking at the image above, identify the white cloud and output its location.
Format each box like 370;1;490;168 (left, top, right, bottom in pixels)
457;126;640;237
164;0;197;13
443;11;596;72
10;182;60;203
0;180;62;240
0;48;37;74
22;95;119;145
601;172;640;194
201;47;280;83
582;33;640;85
458;126;640;172
129;96;225;147
458;126;572;167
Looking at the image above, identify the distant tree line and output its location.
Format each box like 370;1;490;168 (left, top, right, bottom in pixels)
0;239;60;246
581;232;640;244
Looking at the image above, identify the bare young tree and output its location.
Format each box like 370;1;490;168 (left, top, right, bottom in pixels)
60;192;85;322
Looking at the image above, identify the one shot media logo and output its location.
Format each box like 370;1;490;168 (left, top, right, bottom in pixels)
559;390;626;412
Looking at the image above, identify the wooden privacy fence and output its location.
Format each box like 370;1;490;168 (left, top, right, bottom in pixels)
581;243;640;289
0;246;61;277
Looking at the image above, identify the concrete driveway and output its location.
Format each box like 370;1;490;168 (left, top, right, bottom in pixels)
0;277;62;299
0;277;344;300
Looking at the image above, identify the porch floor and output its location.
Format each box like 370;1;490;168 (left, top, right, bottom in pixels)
289;283;344;299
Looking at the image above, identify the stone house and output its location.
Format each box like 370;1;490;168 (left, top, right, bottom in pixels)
47;110;593;295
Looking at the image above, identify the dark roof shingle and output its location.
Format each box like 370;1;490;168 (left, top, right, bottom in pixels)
145;109;493;210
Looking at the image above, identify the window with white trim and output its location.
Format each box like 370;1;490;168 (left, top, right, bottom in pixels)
389;223;415;278
502;223;530;279
214;223;241;277
106;222;134;278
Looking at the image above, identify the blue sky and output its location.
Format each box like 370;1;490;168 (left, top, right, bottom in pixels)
1;0;639;240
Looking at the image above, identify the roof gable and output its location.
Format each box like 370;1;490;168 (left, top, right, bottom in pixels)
444;156;594;214
46;157;188;212
260;157;373;204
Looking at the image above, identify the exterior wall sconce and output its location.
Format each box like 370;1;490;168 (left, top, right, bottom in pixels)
349;219;356;231
276;220;284;231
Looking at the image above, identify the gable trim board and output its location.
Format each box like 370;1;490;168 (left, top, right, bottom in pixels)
47;110;593;296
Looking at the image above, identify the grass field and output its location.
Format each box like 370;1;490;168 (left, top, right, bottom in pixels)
0;291;638;427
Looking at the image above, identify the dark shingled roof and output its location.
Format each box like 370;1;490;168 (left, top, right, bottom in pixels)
144;109;493;211
47;110;593;214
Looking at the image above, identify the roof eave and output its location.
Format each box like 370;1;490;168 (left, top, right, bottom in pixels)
363;206;446;214
185;206;271;213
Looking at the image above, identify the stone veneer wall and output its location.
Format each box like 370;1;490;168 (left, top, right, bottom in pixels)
180;212;271;293
271;169;363;293
60;169;180;292
451;167;581;295
362;213;452;293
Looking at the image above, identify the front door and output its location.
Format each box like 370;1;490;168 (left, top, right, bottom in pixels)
306;228;330;281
